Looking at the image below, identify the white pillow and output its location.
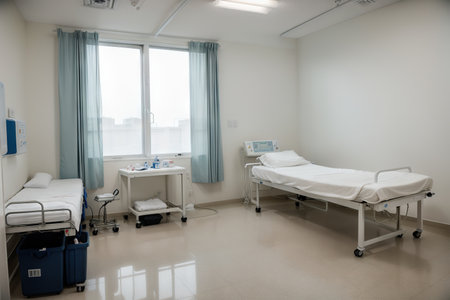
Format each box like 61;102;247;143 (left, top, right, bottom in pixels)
258;150;310;168
24;173;53;188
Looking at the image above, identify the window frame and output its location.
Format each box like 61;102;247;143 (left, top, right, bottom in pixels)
148;45;191;157
99;41;191;160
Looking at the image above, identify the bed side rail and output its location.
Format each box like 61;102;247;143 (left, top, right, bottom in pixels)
245;162;262;180
5;200;72;227
245;162;262;169
374;166;412;183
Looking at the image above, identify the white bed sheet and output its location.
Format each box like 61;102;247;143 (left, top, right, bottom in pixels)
252;164;432;203
5;179;84;229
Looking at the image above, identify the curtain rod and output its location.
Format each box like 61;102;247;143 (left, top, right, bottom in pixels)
52;26;219;45
53;26;156;37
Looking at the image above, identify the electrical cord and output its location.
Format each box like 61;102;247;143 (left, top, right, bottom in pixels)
370;204;410;225
185;205;218;218
371;208;393;224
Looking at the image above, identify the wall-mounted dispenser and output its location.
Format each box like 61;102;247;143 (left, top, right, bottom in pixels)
6;119;26;155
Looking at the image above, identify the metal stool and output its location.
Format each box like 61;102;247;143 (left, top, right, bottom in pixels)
89;189;119;235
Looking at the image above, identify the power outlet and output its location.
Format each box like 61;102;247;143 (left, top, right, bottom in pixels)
8;108;15;118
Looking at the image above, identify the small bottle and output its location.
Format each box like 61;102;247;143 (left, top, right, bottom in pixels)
153;156;160;169
144;161;149;169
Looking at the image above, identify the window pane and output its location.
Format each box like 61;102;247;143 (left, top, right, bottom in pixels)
149;48;190;154
99;45;143;156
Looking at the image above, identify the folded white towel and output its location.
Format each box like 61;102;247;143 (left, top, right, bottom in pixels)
134;198;167;211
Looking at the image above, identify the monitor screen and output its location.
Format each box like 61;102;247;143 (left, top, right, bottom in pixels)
253;141;274;153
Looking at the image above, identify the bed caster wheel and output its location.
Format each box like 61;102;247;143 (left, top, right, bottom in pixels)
113;226;119;233
397;234;403;238
413;230;422;239
123;215;128;220
93;229;98;236
77;286;85;292
136;223;142;228
295;202;300;207
181;217;187;223
166;212;171;216
354;249;364;257
255;207;261;213
89;222;94;228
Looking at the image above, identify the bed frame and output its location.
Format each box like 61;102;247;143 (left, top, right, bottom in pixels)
5;199;82;236
247;164;434;257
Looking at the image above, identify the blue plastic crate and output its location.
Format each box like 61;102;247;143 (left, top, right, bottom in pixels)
65;231;89;290
17;231;65;297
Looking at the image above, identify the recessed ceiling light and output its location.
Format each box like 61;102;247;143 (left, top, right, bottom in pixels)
213;0;278;14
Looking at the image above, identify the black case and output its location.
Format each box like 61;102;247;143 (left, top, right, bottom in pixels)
139;214;163;226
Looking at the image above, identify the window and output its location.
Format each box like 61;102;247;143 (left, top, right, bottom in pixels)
149;48;190;154
99;44;190;157
99;44;143;156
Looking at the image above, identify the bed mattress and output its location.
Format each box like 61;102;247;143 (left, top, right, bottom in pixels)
5;179;84;229
252;164;432;204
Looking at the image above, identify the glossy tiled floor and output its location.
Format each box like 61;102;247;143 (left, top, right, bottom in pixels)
10;197;450;299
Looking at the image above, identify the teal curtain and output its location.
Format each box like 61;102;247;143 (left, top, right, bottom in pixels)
189;41;224;183
57;29;104;189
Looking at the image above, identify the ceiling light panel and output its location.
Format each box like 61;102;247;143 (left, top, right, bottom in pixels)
213;0;278;14
232;0;278;7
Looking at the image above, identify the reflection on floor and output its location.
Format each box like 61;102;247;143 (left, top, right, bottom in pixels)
9;197;450;300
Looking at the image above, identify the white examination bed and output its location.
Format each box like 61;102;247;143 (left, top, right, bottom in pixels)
249;162;433;257
5;179;84;236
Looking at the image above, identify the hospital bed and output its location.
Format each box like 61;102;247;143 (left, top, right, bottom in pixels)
247;151;434;257
5;178;84;236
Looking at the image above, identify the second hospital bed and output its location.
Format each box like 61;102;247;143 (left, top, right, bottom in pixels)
248;152;434;257
5;178;84;236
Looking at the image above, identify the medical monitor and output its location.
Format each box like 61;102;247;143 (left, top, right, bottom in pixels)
244;140;279;157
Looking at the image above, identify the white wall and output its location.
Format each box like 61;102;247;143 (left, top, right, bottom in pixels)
26;23;59;179
0;0;29;297
24;25;300;213
0;0;29;200
297;0;450;224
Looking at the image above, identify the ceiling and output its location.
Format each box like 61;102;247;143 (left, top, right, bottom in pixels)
14;0;400;47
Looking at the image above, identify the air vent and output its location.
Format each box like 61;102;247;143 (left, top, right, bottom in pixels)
83;0;116;9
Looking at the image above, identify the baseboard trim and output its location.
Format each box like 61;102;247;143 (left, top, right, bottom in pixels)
402;215;450;230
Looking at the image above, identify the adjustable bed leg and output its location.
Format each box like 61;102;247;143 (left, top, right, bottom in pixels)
396;206;403;238
355;204;365;257
413;200;423;238
255;182;261;213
